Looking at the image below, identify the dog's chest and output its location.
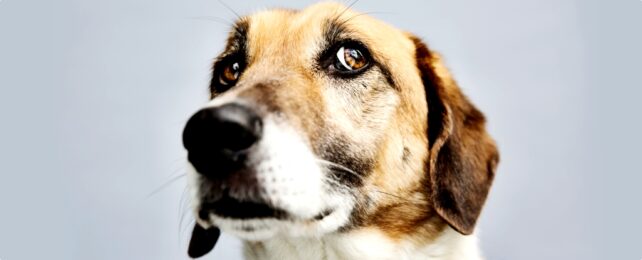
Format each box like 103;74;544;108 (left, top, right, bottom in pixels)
244;231;396;260
242;228;482;260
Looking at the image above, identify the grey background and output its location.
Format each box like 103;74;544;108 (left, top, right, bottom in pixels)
1;0;640;259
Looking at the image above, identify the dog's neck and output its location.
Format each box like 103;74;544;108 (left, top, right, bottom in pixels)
242;227;482;260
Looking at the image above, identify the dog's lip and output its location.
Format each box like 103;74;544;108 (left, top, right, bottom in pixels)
199;196;288;220
198;196;335;222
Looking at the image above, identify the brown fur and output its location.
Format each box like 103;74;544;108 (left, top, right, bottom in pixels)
211;1;498;245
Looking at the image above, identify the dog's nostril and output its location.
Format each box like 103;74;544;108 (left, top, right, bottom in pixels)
182;103;263;175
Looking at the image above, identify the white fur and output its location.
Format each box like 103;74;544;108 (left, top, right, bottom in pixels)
187;111;355;239
187;108;484;259
188;98;483;260
243;227;483;260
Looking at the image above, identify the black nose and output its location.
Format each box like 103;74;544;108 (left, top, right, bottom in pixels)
182;103;262;176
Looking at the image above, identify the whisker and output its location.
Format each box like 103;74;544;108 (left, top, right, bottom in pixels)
179;217;196;248
323;175;426;206
335;11;389;29
188;16;246;40
364;189;428;206
335;0;361;21
316;159;426;204
323;177;356;192
146;173;186;198
186;16;234;27
178;188;194;244
216;0;242;20
172;157;187;164
316;159;361;178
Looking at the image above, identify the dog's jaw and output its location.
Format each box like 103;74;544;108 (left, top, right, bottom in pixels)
187;114;356;240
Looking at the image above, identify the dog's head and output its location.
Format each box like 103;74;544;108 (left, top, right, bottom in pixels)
183;2;498;257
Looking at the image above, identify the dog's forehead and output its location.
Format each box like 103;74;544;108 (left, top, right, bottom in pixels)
240;2;417;67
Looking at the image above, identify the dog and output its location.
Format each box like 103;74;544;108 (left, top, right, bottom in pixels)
182;2;499;259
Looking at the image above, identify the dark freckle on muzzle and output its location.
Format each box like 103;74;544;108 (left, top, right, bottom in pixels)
182;103;263;179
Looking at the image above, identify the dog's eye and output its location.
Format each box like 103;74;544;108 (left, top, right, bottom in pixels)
334;46;368;72
219;62;242;86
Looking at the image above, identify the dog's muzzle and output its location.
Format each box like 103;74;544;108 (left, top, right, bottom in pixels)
182;103;279;220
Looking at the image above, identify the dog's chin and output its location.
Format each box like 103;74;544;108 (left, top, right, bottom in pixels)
197;201;352;241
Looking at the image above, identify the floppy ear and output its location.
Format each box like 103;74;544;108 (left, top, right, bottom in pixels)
410;36;499;235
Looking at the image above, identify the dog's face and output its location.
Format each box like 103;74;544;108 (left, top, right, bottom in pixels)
183;2;498;257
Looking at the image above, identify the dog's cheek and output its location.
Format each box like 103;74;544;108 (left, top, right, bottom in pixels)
319;92;399;183
317;134;375;188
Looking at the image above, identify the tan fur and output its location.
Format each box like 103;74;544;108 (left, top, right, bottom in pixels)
205;1;498;258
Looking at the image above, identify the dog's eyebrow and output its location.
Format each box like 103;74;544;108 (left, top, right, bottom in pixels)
224;19;249;54
209;19;249;96
322;16;349;49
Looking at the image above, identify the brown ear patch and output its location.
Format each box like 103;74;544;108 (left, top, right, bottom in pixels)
410;36;500;235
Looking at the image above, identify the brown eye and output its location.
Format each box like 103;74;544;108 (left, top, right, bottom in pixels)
335;46;368;72
219;62;241;86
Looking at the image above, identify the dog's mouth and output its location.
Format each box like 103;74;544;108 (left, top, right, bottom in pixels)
198;195;335;222
199;195;288;220
188;201;335;259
